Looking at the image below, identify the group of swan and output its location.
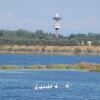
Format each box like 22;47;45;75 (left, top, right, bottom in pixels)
34;84;53;90
34;83;69;90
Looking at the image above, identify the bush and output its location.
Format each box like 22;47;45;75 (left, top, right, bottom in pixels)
73;48;82;54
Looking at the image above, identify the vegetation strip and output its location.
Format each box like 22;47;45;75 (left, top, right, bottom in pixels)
0;62;100;72
0;29;100;46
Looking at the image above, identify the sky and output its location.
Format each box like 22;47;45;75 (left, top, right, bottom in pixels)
0;0;100;35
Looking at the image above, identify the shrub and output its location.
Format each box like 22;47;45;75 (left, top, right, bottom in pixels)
73;48;82;54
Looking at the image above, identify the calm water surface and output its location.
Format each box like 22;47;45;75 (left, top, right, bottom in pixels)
0;54;100;66
0;70;100;100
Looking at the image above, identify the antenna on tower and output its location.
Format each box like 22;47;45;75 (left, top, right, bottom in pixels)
53;13;61;38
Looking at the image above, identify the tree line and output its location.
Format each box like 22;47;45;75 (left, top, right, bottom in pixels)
0;29;100;46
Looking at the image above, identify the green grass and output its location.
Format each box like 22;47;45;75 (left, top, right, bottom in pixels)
0;65;22;69
26;65;47;69
49;65;67;69
0;63;100;72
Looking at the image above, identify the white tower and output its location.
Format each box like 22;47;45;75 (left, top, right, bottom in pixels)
53;13;61;38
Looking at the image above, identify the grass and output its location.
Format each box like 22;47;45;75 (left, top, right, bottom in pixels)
25;65;47;69
0;65;23;69
0;62;100;72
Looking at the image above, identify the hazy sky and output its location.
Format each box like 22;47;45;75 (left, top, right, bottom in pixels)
0;0;100;35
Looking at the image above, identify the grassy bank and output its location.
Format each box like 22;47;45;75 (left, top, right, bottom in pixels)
0;45;100;55
0;62;100;72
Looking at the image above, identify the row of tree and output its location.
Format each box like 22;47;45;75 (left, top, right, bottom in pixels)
0;29;100;46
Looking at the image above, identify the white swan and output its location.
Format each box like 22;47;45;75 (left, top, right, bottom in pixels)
38;84;43;90
34;84;38;90
50;84;53;88
42;84;46;89
65;82;69;88
38;84;46;90
54;83;58;89
45;84;53;89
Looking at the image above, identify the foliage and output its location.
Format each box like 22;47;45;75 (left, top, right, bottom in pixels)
0;29;100;46
73;48;82;54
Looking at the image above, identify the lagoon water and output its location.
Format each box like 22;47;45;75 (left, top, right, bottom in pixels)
0;70;100;100
0;54;100;66
0;54;100;100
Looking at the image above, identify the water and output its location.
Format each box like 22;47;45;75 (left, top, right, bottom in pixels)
0;54;100;66
0;70;100;100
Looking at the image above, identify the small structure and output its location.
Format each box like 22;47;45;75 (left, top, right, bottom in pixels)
77;41;84;46
53;13;61;38
87;41;92;46
82;41;85;45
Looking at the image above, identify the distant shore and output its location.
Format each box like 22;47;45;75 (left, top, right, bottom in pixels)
0;62;100;72
0;45;100;55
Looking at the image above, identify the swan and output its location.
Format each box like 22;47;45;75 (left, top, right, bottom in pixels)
54;83;58;89
45;84;53;89
42;84;46;89
65;82;69;88
38;84;43;90
38;84;46;90
34;84;38;90
49;84;53;89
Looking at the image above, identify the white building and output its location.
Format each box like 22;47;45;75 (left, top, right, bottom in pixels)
87;41;93;46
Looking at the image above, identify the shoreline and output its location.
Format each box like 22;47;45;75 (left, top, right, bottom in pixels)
0;69;90;73
0;53;100;57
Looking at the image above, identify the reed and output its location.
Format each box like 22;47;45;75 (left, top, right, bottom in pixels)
0;45;100;55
